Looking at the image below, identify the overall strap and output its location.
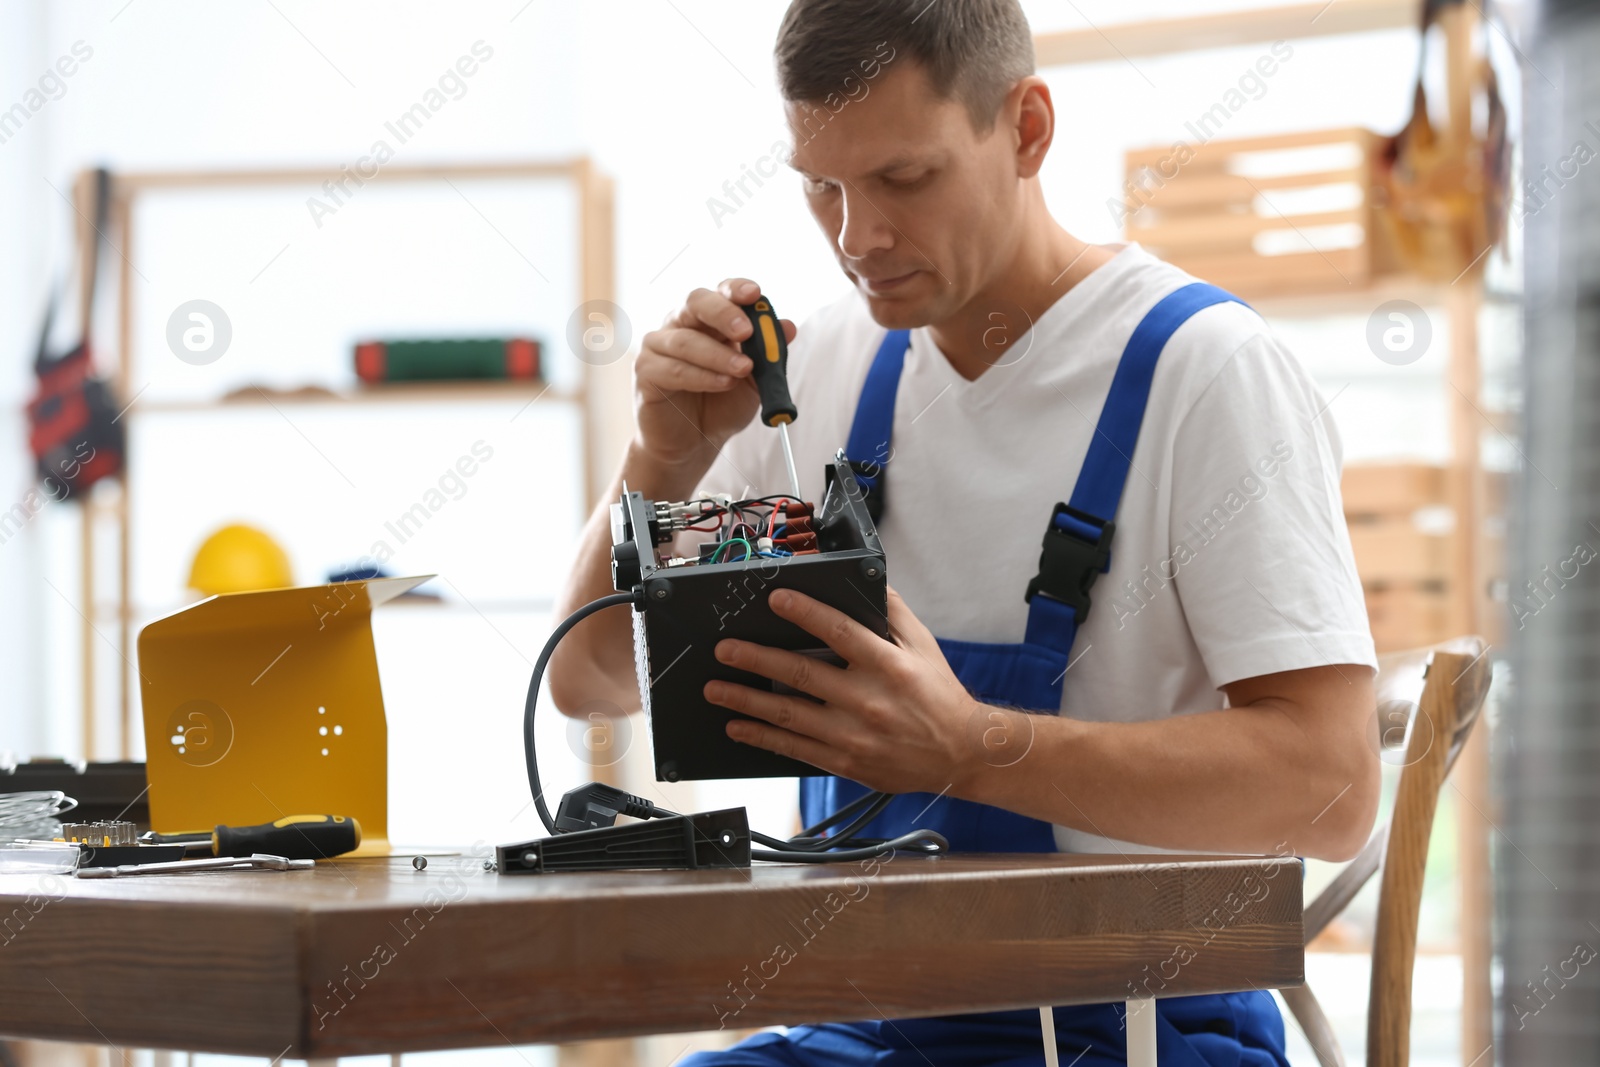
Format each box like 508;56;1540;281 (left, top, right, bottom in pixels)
1023;282;1247;653
843;329;911;520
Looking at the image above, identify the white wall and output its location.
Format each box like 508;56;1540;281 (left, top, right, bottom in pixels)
0;0;49;761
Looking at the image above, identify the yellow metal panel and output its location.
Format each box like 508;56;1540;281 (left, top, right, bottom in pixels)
137;576;430;854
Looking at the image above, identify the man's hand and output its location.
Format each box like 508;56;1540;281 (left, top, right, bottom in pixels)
635;277;798;475
705;585;980;795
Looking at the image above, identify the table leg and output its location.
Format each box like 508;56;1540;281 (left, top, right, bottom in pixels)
1126;998;1156;1067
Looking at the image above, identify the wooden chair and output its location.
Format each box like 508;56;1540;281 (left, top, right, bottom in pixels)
1279;637;1492;1067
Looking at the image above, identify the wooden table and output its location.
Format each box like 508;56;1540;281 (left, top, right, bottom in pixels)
0;851;1302;1064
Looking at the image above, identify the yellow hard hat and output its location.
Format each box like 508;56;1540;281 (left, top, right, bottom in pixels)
187;524;294;596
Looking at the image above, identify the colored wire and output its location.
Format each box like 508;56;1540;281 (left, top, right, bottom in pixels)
710;537;754;563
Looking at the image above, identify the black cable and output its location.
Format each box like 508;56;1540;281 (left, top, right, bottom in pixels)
803;791;896;845
524;591;641;835
760;791;896;852
752;828;947;863
796;788;883;838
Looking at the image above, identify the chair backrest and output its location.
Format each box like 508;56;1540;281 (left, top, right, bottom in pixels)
1280;636;1492;1067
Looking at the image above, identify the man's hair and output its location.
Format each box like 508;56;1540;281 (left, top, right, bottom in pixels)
775;0;1035;131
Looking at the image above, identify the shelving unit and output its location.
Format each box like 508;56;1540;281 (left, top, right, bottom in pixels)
72;159;615;765
131;379;582;413
1037;3;1506;1062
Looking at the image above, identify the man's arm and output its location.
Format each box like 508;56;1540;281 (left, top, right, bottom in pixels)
706;586;1380;862
962;663;1380;861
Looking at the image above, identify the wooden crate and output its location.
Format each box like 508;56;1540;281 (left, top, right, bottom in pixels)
1343;463;1447;519
1365;585;1451;653
1347;520;1451;586
1483;469;1509;520
1341;463;1453;651
1123;127;1399;299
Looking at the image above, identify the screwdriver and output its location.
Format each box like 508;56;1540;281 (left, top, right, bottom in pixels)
141;814;362;860
739;296;802;501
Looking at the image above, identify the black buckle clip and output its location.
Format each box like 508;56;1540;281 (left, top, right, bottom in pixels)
1023;503;1115;622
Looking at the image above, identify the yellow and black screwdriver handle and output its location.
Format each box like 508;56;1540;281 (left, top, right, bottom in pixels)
739;297;797;427
212;814;361;860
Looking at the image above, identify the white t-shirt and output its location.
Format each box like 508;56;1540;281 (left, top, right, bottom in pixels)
694;242;1376;853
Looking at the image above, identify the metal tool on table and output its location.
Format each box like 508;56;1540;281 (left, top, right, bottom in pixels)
58;819;188;867
141;814;361;860
76;853;315;878
740;296;802;501
60;819;138;846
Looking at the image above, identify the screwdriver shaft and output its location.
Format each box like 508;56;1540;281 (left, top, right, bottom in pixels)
75;854;315;878
778;423;801;501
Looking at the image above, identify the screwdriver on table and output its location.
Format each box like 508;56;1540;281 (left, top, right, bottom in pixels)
141;814;361;860
739;296;802;501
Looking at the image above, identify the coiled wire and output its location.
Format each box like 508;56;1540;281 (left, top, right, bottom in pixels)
0;791;79;844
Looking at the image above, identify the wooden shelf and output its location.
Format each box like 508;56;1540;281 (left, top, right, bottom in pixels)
130;380;583;415
1034;0;1416;67
115;159;586;192
95;597;557;623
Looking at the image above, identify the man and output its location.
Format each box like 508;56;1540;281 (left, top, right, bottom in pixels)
547;0;1379;1062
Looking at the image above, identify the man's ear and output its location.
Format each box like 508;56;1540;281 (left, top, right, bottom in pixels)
1009;76;1055;180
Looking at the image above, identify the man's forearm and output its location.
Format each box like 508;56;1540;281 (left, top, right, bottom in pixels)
545;440;710;716
957;693;1379;861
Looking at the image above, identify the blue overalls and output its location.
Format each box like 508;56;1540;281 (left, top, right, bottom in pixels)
686;284;1289;1067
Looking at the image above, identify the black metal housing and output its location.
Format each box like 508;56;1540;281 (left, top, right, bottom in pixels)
613;453;888;781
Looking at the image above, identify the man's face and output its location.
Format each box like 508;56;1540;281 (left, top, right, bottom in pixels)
785;62;1020;330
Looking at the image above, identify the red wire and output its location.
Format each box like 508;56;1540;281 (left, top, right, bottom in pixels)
767;499;789;537
683;504;727;532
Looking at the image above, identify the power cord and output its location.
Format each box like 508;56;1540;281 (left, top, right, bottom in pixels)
522;591;946;863
523;591;649;834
